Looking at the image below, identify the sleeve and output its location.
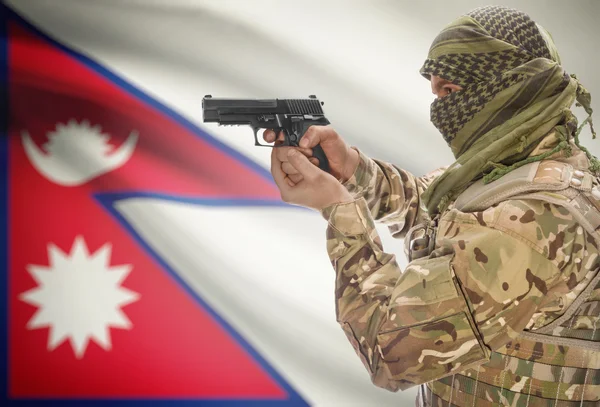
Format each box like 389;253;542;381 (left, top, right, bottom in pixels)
342;147;447;238
321;198;564;392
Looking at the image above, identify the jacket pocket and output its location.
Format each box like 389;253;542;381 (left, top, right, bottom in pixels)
375;254;490;389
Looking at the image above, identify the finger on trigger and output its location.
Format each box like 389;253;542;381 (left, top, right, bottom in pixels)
263;129;275;143
309;157;319;166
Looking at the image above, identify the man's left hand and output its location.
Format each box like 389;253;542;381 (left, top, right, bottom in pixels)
271;148;354;211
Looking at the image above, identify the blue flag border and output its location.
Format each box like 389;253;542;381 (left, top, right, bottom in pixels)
0;4;310;406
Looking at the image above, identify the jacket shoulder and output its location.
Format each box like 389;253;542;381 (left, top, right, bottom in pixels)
443;197;582;267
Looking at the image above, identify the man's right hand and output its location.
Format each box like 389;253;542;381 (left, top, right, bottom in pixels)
263;126;359;185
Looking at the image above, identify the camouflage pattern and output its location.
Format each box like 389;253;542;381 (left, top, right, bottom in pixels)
321;4;600;406
321;136;600;406
340;147;447;239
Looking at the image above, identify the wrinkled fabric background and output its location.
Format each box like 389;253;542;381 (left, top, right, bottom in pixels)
7;1;599;405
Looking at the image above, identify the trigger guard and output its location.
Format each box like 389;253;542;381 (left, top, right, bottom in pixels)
252;127;285;147
252;126;260;142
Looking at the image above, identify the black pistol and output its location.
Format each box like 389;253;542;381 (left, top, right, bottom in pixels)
202;95;331;172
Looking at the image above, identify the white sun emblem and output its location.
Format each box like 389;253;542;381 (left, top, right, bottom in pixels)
21;119;138;186
20;236;140;358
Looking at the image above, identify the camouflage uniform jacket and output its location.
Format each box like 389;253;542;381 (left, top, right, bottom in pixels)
321;139;600;406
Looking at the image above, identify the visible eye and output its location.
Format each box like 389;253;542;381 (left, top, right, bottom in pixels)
432;82;462;100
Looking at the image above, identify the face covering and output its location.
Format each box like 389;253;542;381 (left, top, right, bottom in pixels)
420;5;598;215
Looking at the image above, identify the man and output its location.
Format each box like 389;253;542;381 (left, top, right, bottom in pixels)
265;5;600;407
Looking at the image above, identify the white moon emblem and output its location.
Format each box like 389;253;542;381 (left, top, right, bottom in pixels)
22;119;138;186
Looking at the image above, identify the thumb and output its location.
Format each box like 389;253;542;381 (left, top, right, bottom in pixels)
287;149;320;179
299;126;331;148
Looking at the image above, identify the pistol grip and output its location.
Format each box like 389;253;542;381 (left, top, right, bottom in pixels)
311;144;330;173
293;119;331;173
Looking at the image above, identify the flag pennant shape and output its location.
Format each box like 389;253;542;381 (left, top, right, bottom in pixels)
1;5;306;406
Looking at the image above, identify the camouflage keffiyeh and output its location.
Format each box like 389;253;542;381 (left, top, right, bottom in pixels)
420;5;598;215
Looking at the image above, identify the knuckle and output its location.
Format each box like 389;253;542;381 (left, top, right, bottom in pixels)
326;126;338;139
304;126;317;140
281;163;294;174
276;147;289;161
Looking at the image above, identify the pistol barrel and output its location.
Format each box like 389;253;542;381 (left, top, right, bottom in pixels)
202;95;325;123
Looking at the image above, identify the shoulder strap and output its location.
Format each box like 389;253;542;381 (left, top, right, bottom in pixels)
454;160;600;240
454;160;570;212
